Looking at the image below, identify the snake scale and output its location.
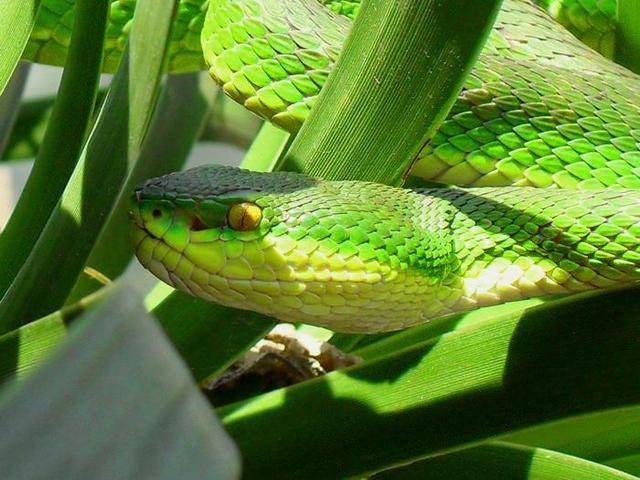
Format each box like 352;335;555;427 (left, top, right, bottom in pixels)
24;0;640;332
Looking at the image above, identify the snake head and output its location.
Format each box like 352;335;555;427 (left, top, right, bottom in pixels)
130;164;316;290
130;165;456;332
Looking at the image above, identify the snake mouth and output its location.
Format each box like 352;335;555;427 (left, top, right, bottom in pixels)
131;223;220;307
129;223;174;285
129;209;279;314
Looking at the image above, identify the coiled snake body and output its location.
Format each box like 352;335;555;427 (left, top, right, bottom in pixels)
26;0;640;332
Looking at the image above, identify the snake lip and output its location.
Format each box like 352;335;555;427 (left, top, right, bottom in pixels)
128;209;143;229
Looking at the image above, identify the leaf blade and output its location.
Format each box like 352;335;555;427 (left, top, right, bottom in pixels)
0;284;240;479
0;0;40;95
0;0;179;331
280;0;503;184
220;286;640;479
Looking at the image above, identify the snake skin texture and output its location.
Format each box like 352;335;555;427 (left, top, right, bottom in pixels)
535;0;617;58
131;166;640;332
25;0;209;73
200;0;640;190
27;1;639;190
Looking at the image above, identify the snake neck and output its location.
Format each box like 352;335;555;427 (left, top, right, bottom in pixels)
425;187;640;317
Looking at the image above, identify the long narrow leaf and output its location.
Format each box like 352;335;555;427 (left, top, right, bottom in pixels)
0;0;40;95
372;441;637;479
0;0;109;297
0;0;179;332
66;72;218;304
354;298;547;361
608;455;640;476
280;0;502;184
0;288;108;384
149;284;274;382
1;90;108;162
503;404;640;474
0;63;30;157
220;286;640;478
241;123;291;173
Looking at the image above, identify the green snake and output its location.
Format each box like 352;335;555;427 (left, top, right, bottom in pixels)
25;0;640;332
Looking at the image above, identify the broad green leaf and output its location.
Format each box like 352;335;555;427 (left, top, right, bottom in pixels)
330;298;547;356
0;63;30;157
0;283;271;387
372;441;637;479
0;0;40;95
220;286;640;479
66;72;218;304
0;0;109;298
503;404;640;476
0;0;178;332
280;0;503;184
0;285;240;479
609;454;640;477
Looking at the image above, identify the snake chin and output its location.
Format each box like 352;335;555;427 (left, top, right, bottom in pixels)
131;222;262;312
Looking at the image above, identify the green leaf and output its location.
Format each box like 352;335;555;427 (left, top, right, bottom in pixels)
330;298;548;356
279;0;502;184
0;285;240;479
0;63;30;157
354;298;547;361
0;0;109;298
0;282;272;387
66;72;218;304
372;441;637;479
609;454;640;477
0;288;107;384
241;123;291;173
220;286;640;479
149;284;274;382
0;0;178;332
503;404;640;474
0;0;40;95
1;90;108;162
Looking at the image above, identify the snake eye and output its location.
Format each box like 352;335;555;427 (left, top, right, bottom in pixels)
227;202;262;231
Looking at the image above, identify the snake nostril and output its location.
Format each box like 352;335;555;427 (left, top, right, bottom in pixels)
152;209;162;219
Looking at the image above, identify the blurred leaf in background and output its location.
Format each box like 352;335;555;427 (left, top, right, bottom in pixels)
0;285;240;479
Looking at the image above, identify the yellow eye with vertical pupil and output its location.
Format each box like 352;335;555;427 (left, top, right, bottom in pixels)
227;202;262;231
